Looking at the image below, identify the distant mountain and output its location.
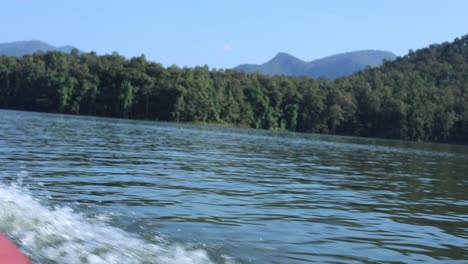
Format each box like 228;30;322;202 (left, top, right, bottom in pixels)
235;50;397;79
0;40;79;57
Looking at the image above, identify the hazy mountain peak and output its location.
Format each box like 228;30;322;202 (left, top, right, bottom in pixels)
235;50;397;79
271;52;295;60
269;52;304;64
242;52;307;76
0;40;79;57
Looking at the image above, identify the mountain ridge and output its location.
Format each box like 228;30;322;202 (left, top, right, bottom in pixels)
235;50;397;79
0;40;79;57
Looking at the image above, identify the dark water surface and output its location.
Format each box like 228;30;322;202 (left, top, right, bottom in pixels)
0;110;467;263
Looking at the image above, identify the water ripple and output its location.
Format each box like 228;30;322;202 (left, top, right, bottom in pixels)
1;110;467;263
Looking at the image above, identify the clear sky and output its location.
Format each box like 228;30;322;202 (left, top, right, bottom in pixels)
2;0;467;69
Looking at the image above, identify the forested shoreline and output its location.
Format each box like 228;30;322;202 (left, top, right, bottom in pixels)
0;35;467;144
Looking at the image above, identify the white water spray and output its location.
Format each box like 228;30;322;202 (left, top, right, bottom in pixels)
0;183;217;264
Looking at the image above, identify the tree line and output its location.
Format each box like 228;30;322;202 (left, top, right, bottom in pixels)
0;35;466;144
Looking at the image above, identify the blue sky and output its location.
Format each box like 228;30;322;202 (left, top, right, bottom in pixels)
2;0;467;69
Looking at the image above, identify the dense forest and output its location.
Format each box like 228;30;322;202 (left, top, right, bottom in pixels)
0;35;467;144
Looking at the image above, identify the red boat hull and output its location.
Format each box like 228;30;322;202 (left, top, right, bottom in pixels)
0;232;32;264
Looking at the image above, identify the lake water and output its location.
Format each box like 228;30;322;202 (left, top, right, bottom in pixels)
0;109;467;264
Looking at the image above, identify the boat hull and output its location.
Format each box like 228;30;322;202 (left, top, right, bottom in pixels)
0;232;32;264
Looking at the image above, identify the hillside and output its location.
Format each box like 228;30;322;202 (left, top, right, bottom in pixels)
0;35;466;143
0;40;79;57
235;50;397;79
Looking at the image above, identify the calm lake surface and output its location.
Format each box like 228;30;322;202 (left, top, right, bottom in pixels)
0;109;467;264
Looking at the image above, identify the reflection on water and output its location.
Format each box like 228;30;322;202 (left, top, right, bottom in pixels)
0;109;467;263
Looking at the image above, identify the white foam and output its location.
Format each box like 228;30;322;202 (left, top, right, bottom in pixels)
0;183;218;264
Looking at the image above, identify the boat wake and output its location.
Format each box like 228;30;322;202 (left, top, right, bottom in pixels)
0;183;221;264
